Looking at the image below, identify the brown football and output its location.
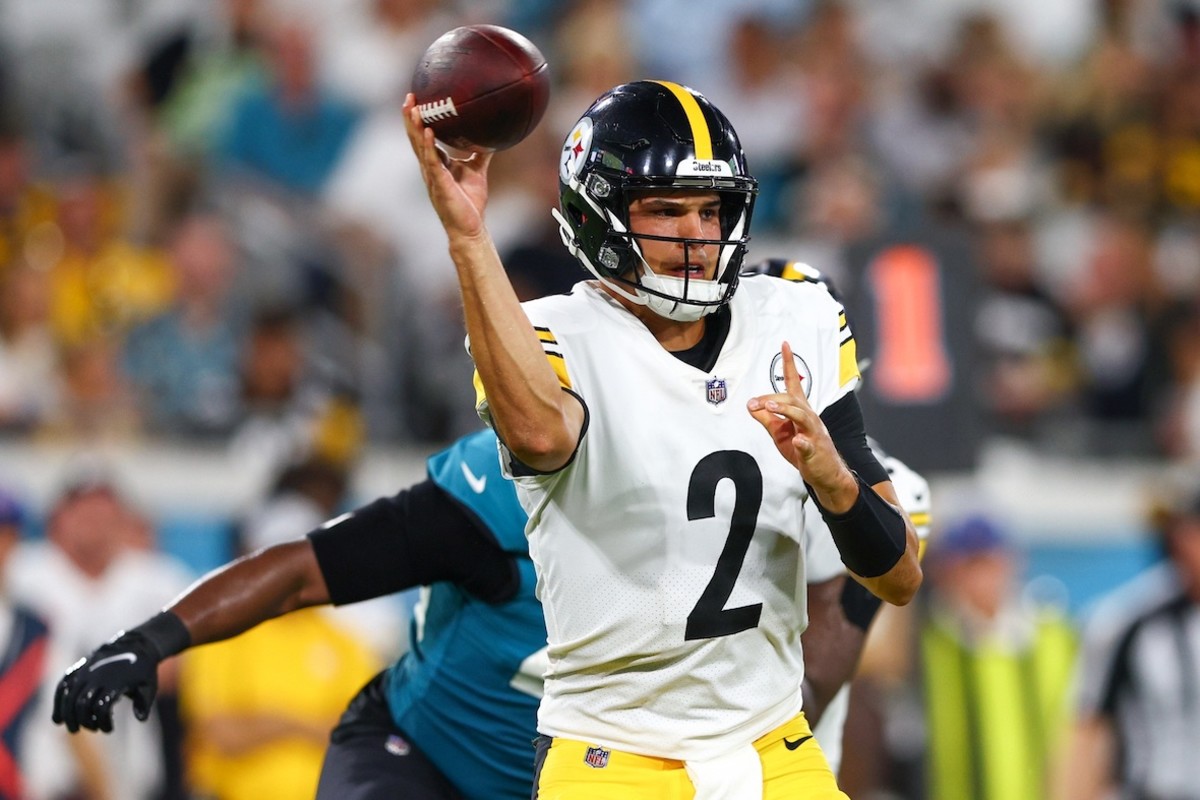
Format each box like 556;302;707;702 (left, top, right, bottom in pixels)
411;24;550;155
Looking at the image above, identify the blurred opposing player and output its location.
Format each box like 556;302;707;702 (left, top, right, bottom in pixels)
53;429;543;800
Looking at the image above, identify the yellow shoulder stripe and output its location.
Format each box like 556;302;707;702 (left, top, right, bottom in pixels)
651;80;713;160
839;336;860;387
546;352;571;389
472;353;572;410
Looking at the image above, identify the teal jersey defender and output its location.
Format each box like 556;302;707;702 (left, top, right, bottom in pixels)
383;429;546;800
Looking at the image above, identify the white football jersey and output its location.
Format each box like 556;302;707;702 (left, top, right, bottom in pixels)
807;442;931;774
480;274;860;760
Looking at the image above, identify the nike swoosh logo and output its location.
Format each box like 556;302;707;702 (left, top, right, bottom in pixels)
783;735;813;751
89;652;137;672
461;462;487;494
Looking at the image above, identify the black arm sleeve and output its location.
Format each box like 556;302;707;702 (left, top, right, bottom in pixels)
840;576;886;632
307;480;521;607
820;392;888;486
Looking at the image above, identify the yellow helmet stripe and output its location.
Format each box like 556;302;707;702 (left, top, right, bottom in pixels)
652;80;713;160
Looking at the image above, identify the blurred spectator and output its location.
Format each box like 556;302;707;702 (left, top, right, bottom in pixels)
867;62;976;210
228;307;365;476
156;0;268;162
178;606;379;800
318;0;447;112
0;486;49;800
849;0;1097;71
1154;298;1200;461
1060;212;1168;451
43;167;173;348
707;12;810;232
4;466;193;800
215;15;360;198
490;126;582;301
0;132;57;272
764;153;885;291
1054;476;1200;800
1041;1;1161;218
179;455;383;800
973;218;1078;438
318;6;475;442
0;263;60;433
122;211;247;438
793;1;869;167
39;336;141;443
919;514;1077;800
549;0;636;124
630;0;804;92
118;1;266;246
0;0;134;173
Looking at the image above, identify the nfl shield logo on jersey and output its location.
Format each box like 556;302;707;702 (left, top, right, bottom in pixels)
584;745;610;769
706;378;728;406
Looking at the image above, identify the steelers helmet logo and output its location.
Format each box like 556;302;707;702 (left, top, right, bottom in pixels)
770;351;812;398
560;116;594;183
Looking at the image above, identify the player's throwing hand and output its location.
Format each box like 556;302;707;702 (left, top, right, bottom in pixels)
403;92;493;243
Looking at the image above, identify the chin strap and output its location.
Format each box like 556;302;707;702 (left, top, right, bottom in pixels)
551;206;648;308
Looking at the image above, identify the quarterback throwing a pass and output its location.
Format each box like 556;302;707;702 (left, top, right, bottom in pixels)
405;80;922;799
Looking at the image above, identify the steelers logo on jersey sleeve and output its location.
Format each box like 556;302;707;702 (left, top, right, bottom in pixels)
770;351;813;398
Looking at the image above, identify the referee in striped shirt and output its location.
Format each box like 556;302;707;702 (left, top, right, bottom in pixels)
1056;478;1200;800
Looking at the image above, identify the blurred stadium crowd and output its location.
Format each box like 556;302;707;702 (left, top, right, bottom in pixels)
2;0;1200;798
0;0;1196;466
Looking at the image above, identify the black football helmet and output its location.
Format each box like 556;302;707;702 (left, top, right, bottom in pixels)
552;80;758;321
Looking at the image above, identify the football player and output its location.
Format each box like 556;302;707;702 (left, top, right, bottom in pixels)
405;79;921;798
53;429;541;799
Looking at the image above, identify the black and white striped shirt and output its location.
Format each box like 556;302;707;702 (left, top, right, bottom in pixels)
1077;562;1200;800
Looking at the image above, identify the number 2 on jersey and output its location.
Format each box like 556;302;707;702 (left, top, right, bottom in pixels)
685;450;764;640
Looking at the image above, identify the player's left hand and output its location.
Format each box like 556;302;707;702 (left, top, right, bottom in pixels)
52;630;161;733
747;341;856;507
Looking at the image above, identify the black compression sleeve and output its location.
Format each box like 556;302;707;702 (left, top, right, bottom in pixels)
821;393;888;487
810;471;907;577
307;480;520;606
840;576;885;632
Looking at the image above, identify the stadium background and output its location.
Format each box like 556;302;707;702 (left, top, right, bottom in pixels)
0;0;1195;797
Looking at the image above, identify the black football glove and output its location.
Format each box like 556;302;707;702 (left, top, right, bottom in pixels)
52;611;190;733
